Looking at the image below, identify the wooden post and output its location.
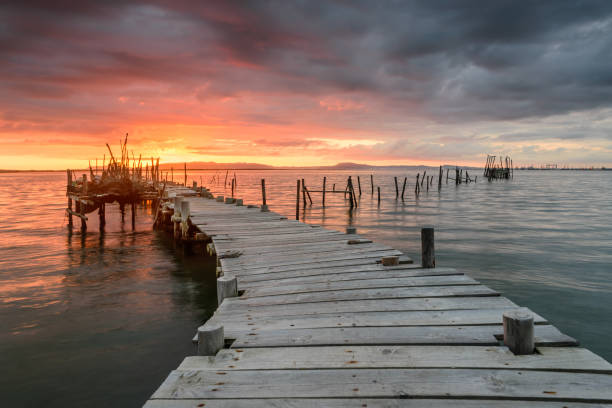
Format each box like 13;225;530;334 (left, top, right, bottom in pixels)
231;178;235;198
67;170;73;227
394;177;399;199
401;177;407;200
261;179;267;205
348;178;354;209
357;176;362;196
446;168;449;183
426;176;430;191
217;275;238;305
301;178;307;208
322;177;326;207
421;227;435;268
421;171;426;187
184;162;187;186
415;174;420;195
438;166;442;190
197;324;224;356
370;174;374;195
99;203;105;228
377;186;380;206
82;174;88;195
296;179;300;221
131;202;136;229
503;310;535;355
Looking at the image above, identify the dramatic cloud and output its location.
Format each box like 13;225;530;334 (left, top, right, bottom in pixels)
1;0;612;168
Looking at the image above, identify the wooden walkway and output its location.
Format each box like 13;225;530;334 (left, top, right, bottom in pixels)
145;187;612;407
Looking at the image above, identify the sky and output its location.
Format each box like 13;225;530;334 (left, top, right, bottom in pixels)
1;1;612;169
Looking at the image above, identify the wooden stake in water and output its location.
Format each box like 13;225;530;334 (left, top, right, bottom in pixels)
421;227;435;268
370;174;374;195
394;176;399;199
261;179;267;205
184;162;187;186
357;176;362;196
296;179;300;221
322;177;326;207
377;186;381;206
67;169;73;227
401;177;407;200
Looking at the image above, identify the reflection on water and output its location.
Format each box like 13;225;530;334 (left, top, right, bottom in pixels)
0;169;611;406
0;172;217;407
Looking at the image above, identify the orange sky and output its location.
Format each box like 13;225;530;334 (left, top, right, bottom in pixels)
2;2;612;170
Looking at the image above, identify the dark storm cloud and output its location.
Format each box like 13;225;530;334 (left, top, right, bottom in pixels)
2;0;612;125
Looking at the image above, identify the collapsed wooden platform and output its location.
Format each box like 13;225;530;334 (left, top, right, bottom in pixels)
145;186;612;407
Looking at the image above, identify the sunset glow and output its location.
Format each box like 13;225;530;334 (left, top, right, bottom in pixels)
2;2;612;169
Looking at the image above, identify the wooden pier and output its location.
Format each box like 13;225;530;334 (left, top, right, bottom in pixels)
145;186;612;407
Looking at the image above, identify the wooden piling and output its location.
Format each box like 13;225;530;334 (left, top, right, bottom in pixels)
197;324;224;356
503;310;535;355
438;166;442;190
99;203;105;228
261;179;267;206
217;276;238;306
421;227;435;268
67;169;73;227
357;176;362;196
370;174;374;195
415;174;420;195
131;202;136;229
322;177;326;207
421;171;426;187
394;176;399;199
184;163;187;186
377;186;380;206
301;179;307;208
296;179;300;221
401;177;407;200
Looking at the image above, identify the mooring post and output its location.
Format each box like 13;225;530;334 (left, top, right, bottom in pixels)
421;227;435;268
131;202;136;229
357;176;362;196
438;166;443;190
415;174;420;195
99;203;105;228
322;176;326;207
217;275;238;305
67;169;73;227
377;186;381;206
503;310;535;355
401;177;407;200
301;178;307;208
370;174;374;195
180;200;191;239
296;179;300;221
82;174;88;195
394;176;399;199
197;324;224;356
260;178;269;211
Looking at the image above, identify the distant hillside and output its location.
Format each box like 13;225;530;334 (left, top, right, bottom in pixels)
159;162;275;170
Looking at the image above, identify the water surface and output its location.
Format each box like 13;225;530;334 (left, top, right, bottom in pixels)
1;169;610;407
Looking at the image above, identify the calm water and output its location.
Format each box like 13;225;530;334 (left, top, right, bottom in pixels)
1;169;611;407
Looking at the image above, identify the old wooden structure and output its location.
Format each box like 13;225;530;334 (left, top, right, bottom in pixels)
144;185;612;407
484;154;513;180
65;137;162;230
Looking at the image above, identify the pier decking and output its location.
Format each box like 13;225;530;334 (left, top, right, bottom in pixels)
145;186;612;407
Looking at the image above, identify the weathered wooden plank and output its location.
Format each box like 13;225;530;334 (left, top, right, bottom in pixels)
223;285;499;307
207;307;547;330
239;267;462;289
145;399;612;408
151;368;610;401
178;346;612;372
229;324;576;348
216;296;519;317
242;275;479;298
238;265;449;287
